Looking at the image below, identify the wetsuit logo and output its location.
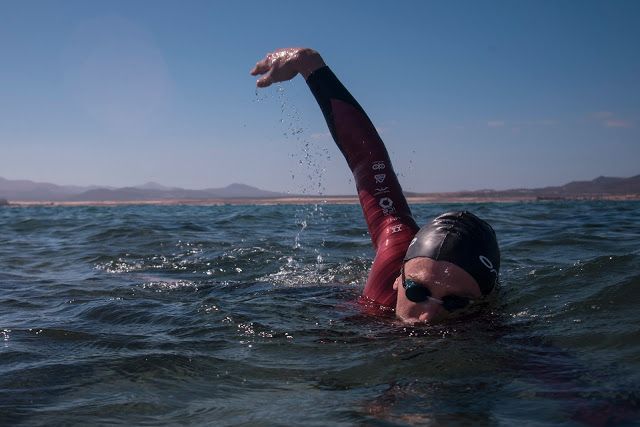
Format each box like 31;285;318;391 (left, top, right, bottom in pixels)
479;255;498;283
372;161;386;170
378;197;393;209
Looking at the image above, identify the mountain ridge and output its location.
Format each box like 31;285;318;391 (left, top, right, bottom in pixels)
0;177;286;201
1;174;639;202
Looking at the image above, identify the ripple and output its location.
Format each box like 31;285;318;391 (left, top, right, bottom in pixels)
1;202;639;424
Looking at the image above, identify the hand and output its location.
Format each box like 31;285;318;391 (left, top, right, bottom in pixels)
250;48;325;88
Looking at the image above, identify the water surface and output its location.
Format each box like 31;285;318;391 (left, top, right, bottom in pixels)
1;201;639;425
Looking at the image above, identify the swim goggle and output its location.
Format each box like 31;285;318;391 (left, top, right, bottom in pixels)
401;266;473;312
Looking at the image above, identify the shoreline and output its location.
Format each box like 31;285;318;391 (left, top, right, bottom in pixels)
4;194;640;207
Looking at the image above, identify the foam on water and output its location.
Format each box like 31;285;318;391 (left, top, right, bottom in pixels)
1;202;639;425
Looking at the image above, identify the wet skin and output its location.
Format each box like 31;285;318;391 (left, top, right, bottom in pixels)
250;48;325;87
393;257;482;324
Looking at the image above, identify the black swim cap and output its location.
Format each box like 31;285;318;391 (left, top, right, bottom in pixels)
404;211;500;295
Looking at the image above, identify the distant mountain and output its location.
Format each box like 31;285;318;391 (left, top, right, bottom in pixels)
538;175;640;196
70;183;284;201
0;176;286;201
133;181;175;191
201;183;282;198
416;174;640;199
1;174;638;202
0;176;95;200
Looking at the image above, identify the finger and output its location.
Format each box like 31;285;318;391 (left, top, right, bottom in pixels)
256;74;273;88
251;51;280;75
250;58;271;76
256;67;275;87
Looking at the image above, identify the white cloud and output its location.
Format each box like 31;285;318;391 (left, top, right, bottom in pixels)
590;112;634;129
487;120;505;128
605;119;633;128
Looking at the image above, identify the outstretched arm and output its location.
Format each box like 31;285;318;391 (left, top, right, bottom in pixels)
252;48;418;307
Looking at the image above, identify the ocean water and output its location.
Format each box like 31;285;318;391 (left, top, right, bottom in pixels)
1;201;639;426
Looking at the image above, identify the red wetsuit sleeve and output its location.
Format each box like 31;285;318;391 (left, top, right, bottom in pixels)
306;66;419;307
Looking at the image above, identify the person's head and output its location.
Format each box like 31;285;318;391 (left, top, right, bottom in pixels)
393;211;500;323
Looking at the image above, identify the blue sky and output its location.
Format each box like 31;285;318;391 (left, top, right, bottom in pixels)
1;0;638;194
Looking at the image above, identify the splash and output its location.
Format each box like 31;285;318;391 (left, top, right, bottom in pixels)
395;149;416;180
275;84;330;198
140;279;197;292
1;329;10;346
257;84;331;274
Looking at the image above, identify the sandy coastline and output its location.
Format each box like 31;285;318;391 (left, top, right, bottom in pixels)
4;194;640;207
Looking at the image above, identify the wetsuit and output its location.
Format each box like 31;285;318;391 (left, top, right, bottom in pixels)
306;66;419;307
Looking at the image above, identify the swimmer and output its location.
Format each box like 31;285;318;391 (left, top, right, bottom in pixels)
251;48;500;324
